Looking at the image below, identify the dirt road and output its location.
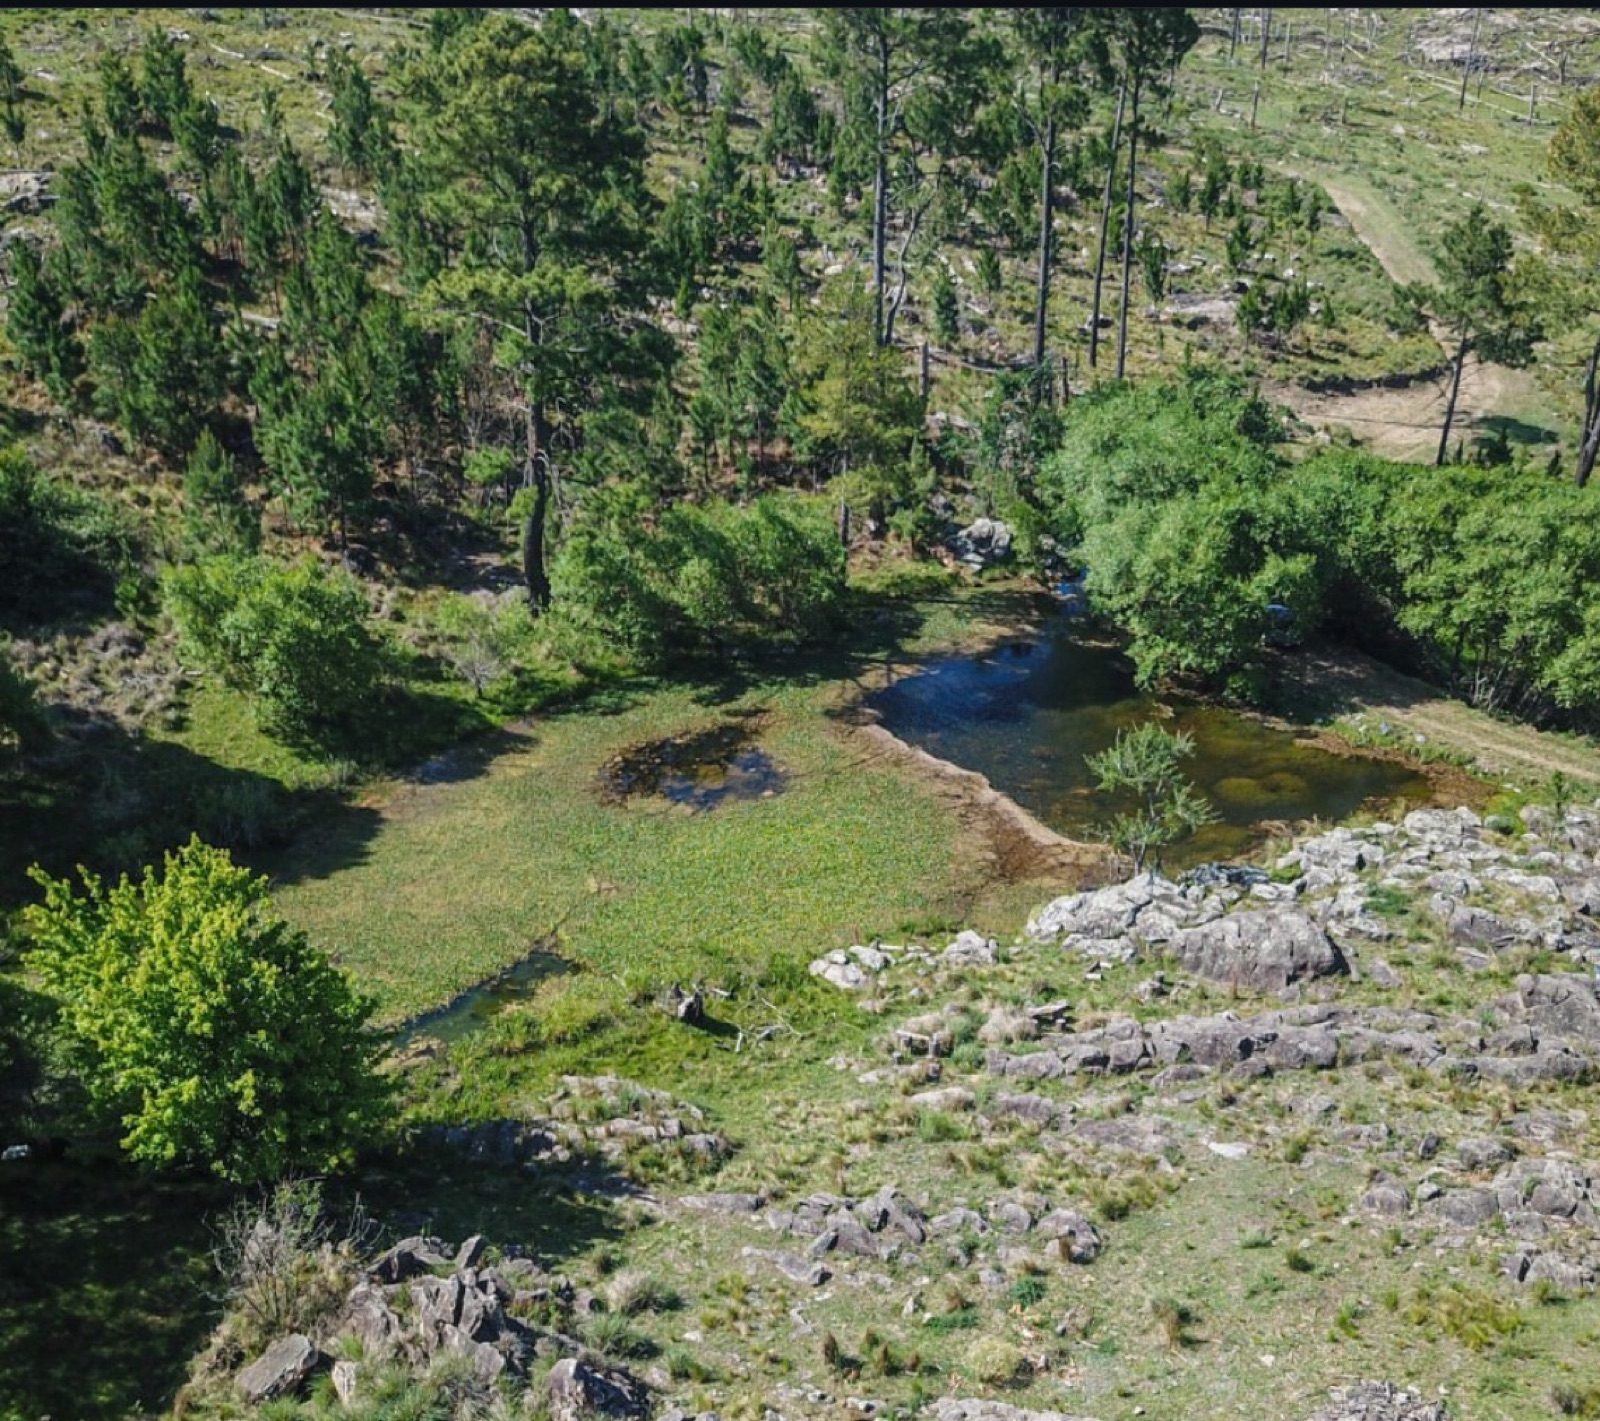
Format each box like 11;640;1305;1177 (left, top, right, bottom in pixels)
1270;173;1551;462
1282;644;1600;789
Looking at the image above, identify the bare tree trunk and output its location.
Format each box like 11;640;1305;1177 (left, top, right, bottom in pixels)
1231;7;1241;59
1576;332;1600;488
1436;330;1469;467
1459;7;1481;113
1116;78;1142;381
1260;7;1272;68
1032;95;1058;368
1089;79;1126;371
871;37;890;346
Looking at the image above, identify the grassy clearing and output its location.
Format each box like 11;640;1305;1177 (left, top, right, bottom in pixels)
268;589;1046;1029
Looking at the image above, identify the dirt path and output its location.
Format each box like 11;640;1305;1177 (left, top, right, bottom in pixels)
1269;173;1551;462
1281;644;1600;788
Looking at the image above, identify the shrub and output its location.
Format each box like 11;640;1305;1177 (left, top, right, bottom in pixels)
164;555;385;749
0;446;137;623
552;494;846;665
25;837;388;1181
962;1336;1028;1386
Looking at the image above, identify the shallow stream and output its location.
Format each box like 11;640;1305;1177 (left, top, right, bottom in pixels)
866;625;1431;868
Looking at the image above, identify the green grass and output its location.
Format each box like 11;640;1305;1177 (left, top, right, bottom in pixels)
270;674;975;1025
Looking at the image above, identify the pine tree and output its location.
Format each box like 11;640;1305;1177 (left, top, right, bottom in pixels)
183;428;258;553
401;11;665;608
6;242;81;401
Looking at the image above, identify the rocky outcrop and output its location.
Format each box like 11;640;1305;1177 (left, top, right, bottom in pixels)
927;1402;1101;1421
948;518;1013;569
548;1358;652;1421
1169;910;1347;991
1301;1382;1446;1421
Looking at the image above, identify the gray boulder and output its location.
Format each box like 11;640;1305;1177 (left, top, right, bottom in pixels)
949;518;1013;569
371;1236;452;1283
236;1334;323;1404
1036;1209;1102;1263
547;1358;651;1421
1169;910;1347;991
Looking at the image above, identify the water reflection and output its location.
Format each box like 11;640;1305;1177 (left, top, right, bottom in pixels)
867;627;1430;867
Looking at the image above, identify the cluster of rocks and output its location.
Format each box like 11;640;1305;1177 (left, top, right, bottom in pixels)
421;1075;730;1173
947;518;1013;571
232;1231;660;1415
916;1381;1443;1421
1359;1147;1600;1292
810;931;998;990
1027;806;1600;979
978;973;1600;1089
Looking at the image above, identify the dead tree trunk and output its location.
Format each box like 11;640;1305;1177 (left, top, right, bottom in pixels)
1088;79;1126;371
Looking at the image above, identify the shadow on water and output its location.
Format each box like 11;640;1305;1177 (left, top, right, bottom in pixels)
867;621;1432;868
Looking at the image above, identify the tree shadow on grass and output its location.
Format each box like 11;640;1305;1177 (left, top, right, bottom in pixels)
0;708;382;906
1471;413;1561;449
0;1160;223;1421
339;1140;632;1266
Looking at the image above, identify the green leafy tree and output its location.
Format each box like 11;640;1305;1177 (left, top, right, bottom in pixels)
1398;203;1540;466
552;494;845;663
24;838;386;1181
1085;722;1215;875
164;556;385;749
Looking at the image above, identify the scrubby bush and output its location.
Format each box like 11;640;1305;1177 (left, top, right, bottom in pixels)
0;447;138;624
552;494;846;664
163;555;385;748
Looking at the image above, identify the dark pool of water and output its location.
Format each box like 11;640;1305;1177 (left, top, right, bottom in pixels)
867;628;1431;867
601;721;788;810
398;949;572;1046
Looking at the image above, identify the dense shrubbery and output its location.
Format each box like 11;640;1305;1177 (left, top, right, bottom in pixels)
163;556;385;748
552;494;847;664
1040;373;1600;724
0;447;138;625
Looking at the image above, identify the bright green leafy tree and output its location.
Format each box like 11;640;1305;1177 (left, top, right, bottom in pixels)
25;838;387;1182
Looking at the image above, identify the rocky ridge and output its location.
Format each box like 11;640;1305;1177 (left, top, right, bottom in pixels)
217;804;1600;1418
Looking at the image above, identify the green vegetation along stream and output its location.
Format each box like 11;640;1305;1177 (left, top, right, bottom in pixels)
867;620;1433;866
